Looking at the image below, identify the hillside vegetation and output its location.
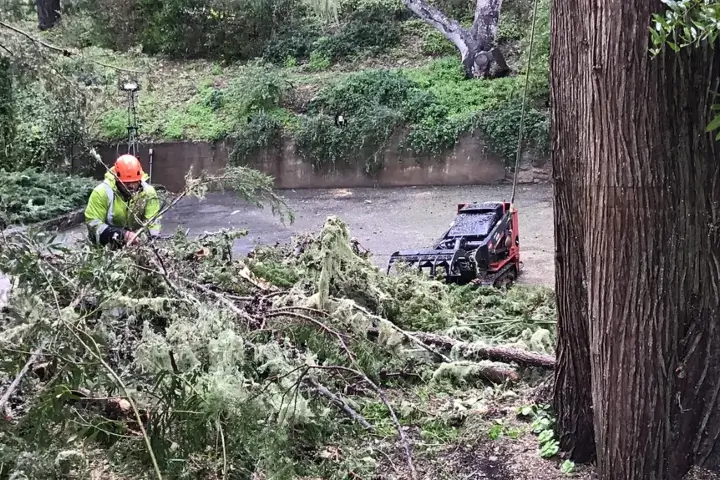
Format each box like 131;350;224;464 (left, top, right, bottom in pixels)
0;0;549;184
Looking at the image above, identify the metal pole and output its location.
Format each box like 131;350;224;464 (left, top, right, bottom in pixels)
149;148;154;183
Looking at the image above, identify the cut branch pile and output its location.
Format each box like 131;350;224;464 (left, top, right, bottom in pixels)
0;215;556;479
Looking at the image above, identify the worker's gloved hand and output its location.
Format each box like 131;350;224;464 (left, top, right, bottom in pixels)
99;226;129;247
124;230;141;246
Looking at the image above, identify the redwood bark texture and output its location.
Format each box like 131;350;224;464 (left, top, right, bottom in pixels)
550;0;595;463
560;0;720;478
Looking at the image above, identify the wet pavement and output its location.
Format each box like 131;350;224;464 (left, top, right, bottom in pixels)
163;183;555;287
0;184;556;305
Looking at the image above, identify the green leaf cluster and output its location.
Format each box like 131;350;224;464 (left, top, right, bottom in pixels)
0;168;95;225
649;0;720;138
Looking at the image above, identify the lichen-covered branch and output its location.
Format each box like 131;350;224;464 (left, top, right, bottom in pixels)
410;331;556;369
0;216;556;479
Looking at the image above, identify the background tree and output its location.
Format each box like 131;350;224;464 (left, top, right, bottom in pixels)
35;0;60;30
552;0;720;478
402;0;510;78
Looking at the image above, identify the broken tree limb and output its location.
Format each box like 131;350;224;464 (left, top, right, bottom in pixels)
433;360;520;384
265;310;356;362
349;303;452;363
0;344;45;415
0;21;144;73
410;331;556;369
479;362;519;383
306;377;373;431
182;278;254;325
312;364;417;480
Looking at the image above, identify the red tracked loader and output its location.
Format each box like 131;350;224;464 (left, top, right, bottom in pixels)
386;201;522;288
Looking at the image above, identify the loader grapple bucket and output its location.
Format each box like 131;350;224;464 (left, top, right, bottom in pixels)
387;249;454;276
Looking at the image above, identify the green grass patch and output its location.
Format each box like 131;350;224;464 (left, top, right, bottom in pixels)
403;57;522;115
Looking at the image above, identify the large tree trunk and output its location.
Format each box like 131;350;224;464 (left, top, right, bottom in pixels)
549;0;595;462
36;0;61;31
570;0;720;477
401;0;510;79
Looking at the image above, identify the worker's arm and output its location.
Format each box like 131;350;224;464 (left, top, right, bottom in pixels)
143;187;162;237
85;187;128;246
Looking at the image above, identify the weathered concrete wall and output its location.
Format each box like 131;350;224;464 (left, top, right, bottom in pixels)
88;141;230;192
87;131;549;192
504;149;553;184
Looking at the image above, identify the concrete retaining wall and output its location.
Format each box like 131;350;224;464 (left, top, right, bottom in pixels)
83;129;544;192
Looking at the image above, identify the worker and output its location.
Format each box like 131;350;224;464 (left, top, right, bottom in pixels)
84;154;161;248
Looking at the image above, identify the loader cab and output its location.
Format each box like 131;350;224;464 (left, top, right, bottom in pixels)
447;202;506;245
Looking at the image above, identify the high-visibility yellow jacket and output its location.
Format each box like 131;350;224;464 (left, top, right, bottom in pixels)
84;168;161;245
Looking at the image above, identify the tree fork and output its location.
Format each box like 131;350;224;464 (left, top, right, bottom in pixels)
401;0;509;79
580;0;720;478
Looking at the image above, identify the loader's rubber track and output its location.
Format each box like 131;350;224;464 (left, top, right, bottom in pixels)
492;264;517;289
473;262;518;289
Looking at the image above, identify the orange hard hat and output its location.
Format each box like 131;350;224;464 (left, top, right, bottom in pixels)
115;154;143;183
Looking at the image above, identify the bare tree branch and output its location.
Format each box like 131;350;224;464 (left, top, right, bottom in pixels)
0;20;146;74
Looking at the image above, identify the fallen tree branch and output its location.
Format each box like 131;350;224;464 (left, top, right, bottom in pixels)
182;278;254;325
266;310;356;363
312;364;417;480
410;331;556;369
68;326;163;480
435;360;520;384
479;363;519;383
0;344;45;415
349;303;452;363
0;290;88;416
305;377;373;431
0;21;146;74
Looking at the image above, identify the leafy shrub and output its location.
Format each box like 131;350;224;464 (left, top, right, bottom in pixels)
96;64;286;144
295;70;422;170
473;99;550;161
262;21;324;64
70;0;143;50
79;0;303;61
0;57;15;169
427;0;475;22
263;0;404;65
294;106;403;172
402;113;469;155
0;169;96;225
229;111;285;165
420;29;458;56
97;62;290;142
308;70;422;115
222;62;290;120
9;83;92;171
311;23;402;63
497;0;535;42
516;0;550;101
293;60;549;170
